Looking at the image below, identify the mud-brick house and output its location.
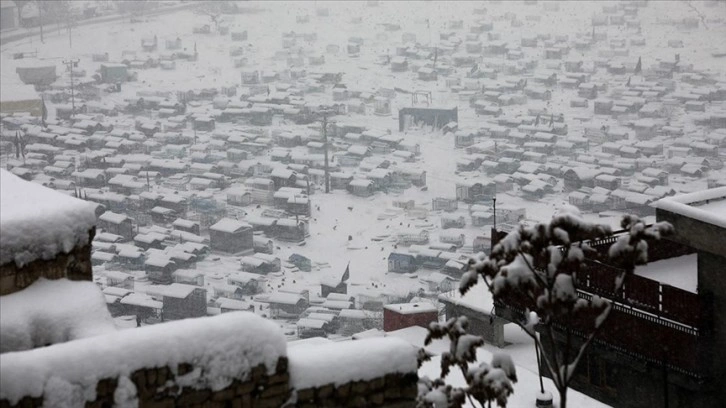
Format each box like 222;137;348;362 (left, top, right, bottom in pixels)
209;218;253;256
73;168;106;187
383;302;438;332
228;272;263;295
159;194;188;216
218;298;253;314
253;237;274;254
226;187;253;207
289;253;312;272
172;269;204;286
147;283;207;321
0;170;97;296
134;232;166;251
144;255;176;284
388;252;417;273
149;206;175;225
564;167;601;192
441;215;466;229
99;64;130;83
396;229;430;246
273;219;308;242
432;197;458;212
320;269;355;298
348;179;375;197
287;195;311;217
594;174;621;191
171;218;201;235
270;167;298;190
265;291;309;318
240;256;271;274
455;180;496;203
98;212;134;241
641;168;669;186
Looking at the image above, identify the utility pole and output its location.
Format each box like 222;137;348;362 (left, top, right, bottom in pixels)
492;195;497;231
66;12;75;48
491;195;498;253
63;58;80;117
322;114;330;193
38;1;44;43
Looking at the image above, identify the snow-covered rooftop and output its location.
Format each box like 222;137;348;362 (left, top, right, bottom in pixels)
209;218;252;233
384;302;438;315
655;187;726;228
0;170;98;267
0;81;39;103
146;283;199;299
119;292;162;309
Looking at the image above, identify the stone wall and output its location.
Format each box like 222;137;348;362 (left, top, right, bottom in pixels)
0;357;419;408
1;358;291;408
293;373;418;408
0;228;95;296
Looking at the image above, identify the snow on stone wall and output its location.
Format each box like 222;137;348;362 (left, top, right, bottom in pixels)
288;337;419;390
0;278;117;353
0;170;98;268
0;312;287;405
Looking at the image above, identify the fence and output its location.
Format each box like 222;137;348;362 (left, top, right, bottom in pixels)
490;229;706;377
577;259;704;329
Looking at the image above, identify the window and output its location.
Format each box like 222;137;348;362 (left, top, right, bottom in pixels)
580;352;619;398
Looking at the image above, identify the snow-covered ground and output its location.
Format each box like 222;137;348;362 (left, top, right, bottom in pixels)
2;1;726;406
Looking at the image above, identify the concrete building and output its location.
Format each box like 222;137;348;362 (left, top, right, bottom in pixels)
494;187;725;408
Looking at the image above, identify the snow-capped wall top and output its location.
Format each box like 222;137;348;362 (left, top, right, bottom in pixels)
0;278;117;354
384;302;438;315
0;170;98;267
288;337;418;389
655;187;726;228
0;312;286;405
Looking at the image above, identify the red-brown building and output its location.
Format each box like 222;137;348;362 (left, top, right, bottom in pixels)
383;302;438;332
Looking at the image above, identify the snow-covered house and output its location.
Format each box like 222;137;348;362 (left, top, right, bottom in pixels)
348;179;374;197
209;218;253;255
172;269;204;286
147;283;206;321
420;271;457;292
265;291;309;318
388;252;417;273
227;272;263;295
98;212;134;241
563;167;601;191
396;229;429;246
